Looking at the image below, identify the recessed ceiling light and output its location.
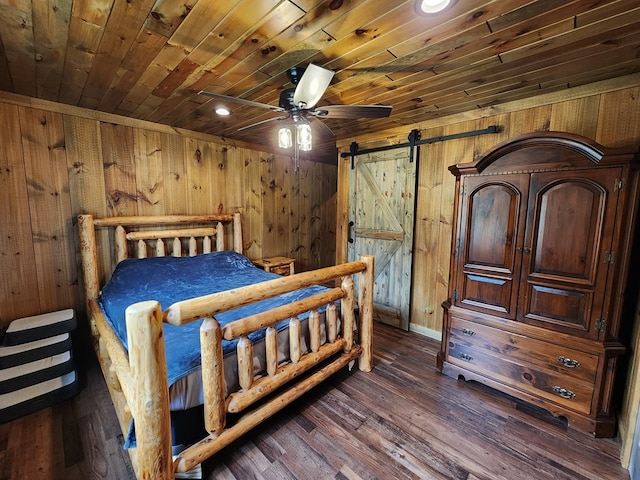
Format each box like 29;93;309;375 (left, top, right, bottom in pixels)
415;0;456;15
215;106;231;116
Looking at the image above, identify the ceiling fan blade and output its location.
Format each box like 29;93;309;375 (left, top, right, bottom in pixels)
237;115;288;132
292;64;334;109
311;104;392;119
198;90;284;112
310;117;334;137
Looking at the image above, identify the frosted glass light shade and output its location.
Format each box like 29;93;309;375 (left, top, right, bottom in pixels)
278;127;293;148
296;124;312;151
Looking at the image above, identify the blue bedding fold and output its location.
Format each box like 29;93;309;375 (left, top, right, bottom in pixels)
99;251;328;388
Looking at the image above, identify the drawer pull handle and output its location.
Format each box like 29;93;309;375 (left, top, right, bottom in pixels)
462;328;475;336
459;353;473;362
557;356;581;368
552;386;576;399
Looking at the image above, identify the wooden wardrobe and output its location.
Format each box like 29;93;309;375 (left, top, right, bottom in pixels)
439;132;640;437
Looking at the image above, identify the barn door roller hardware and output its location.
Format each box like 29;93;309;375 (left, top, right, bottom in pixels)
342;125;500;169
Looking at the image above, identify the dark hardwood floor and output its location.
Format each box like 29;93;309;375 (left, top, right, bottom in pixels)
0;322;631;480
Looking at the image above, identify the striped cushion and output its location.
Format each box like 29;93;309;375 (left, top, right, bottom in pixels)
0;371;79;423
2;309;75;346
0;333;72;369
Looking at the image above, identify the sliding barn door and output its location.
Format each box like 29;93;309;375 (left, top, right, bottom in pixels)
348;148;416;330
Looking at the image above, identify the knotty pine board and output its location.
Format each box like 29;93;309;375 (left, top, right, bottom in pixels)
101;123;138;217
0;102;40;320
133;129;164;217
18;107;78;313
159;131;188;215
243;151;263;260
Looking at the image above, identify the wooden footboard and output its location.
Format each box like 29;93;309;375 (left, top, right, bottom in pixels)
77;213;374;480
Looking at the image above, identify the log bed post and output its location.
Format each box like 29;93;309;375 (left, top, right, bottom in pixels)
358;255;374;372
78;215;100;305
126;301;173;480
341;277;355;353
115;225;128;262
233;212;243;253
78;214;102;342
200;317;226;435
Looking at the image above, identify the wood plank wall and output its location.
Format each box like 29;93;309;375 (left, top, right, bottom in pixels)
0;93;337;328
336;73;640;467
337;75;640;337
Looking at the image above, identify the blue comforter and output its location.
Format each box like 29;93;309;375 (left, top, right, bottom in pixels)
99;250;328;388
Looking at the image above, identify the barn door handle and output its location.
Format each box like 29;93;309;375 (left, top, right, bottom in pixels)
348;221;355;244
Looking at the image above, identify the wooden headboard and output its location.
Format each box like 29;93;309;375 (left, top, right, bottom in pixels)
77;212;243;303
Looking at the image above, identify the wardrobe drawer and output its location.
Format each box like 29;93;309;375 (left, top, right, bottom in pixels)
448;317;598;384
446;317;596;415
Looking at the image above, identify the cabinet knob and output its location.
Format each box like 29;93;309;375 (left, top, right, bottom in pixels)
552;386;576;399
557;355;581;368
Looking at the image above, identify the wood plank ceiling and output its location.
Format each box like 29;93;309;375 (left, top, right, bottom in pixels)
0;0;639;150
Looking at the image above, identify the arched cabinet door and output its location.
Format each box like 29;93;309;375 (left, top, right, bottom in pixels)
518;168;621;339
454;174;529;319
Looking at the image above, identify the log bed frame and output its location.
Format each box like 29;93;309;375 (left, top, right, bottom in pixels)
77;212;374;480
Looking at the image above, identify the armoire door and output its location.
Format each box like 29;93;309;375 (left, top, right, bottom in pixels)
518;168;622;338
347;148;416;330
454;174;529;319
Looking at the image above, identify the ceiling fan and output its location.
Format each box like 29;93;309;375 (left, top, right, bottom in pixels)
198;63;392;147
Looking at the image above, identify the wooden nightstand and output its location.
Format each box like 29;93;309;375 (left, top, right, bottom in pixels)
253;256;295;276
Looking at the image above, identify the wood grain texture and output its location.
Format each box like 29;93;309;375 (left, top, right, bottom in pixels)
0;99;337;330
0;102;40;320
0;1;639;148
101;123;138;217
0;322;629;479
19;107;78;313
126;300;172;480
340;82;640;342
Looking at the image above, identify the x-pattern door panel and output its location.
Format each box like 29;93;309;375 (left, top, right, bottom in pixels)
348;148;415;330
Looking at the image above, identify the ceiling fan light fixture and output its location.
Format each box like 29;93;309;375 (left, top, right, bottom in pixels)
415;0;456;15
278;126;293;149
296;123;312;151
